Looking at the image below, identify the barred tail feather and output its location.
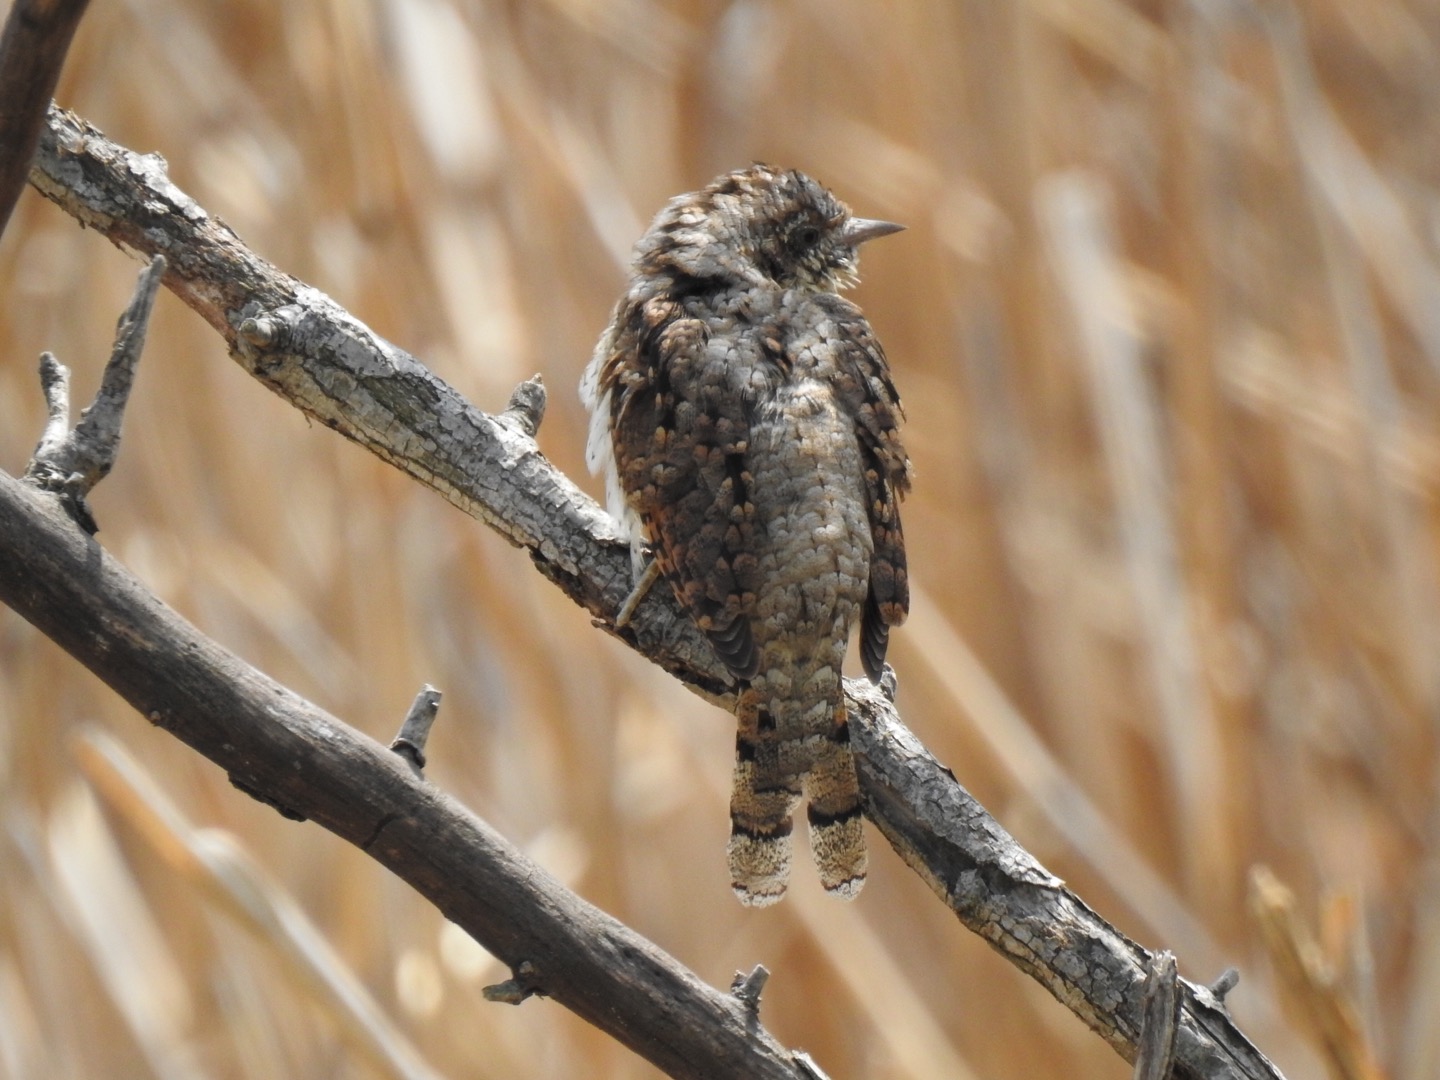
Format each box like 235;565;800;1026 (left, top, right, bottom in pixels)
804;724;867;899
727;684;867;903
728;686;800;904
727;819;794;907
727;757;799;906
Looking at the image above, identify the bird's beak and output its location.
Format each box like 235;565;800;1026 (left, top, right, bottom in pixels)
844;217;906;246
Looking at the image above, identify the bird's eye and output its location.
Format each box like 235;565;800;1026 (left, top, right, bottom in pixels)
792;224;821;250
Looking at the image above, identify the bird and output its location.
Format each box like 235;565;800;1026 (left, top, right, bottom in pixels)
580;164;911;905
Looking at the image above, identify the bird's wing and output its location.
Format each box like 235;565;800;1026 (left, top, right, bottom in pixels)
813;294;911;682
607;294;762;681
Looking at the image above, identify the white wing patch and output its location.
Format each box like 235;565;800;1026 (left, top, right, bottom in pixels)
580;350;648;572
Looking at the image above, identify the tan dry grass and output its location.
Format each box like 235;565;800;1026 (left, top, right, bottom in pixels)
3;0;1439;1076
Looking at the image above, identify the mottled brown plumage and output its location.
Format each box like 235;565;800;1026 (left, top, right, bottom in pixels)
581;165;911;905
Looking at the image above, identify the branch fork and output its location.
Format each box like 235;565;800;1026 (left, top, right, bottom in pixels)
23;253;165;532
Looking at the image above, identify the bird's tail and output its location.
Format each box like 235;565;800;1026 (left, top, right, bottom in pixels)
804;726;867;899
727;677;867;905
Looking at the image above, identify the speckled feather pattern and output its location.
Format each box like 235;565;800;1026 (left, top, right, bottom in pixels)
581;165;910;904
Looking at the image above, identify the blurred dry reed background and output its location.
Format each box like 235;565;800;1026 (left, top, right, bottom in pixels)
1;0;1437;1077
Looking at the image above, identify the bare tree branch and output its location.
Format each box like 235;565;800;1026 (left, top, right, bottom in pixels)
1135;951;1182;1080
0;0;90;237
17;104;1287;1079
0;468;819;1080
25;253;165;532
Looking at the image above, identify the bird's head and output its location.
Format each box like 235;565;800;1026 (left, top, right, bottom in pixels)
635;164;904;293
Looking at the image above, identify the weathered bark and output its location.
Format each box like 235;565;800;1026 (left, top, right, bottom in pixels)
0;469;817;1080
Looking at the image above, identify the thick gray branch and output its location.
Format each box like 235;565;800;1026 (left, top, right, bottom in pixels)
23;104;1285;1080
0;470;813;1080
0;0;90;237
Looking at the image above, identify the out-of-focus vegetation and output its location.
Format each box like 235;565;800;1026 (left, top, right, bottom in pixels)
3;1;1437;1076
